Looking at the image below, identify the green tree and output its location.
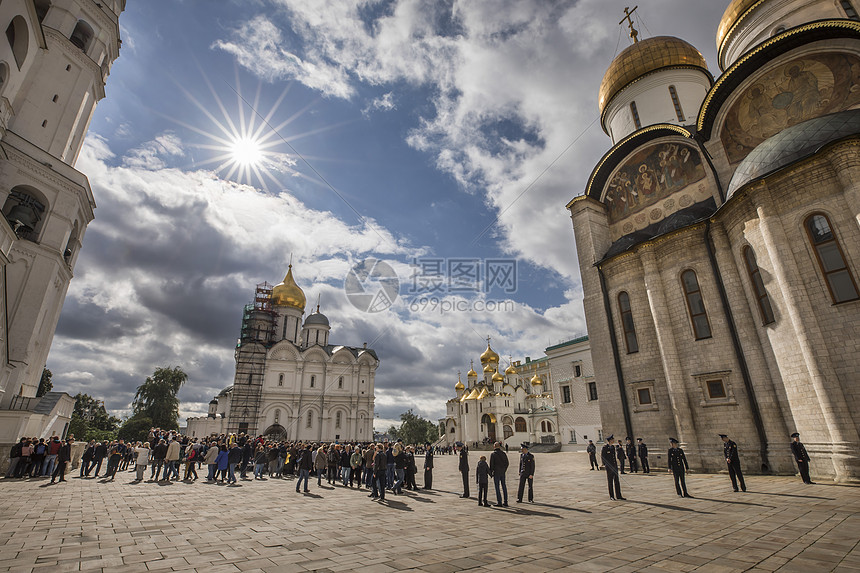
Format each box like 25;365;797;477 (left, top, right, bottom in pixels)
69;393;121;441
389;409;437;446
117;414;153;443
36;367;52;397
132;366;187;430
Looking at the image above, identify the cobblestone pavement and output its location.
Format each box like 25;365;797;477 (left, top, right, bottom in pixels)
1;452;858;573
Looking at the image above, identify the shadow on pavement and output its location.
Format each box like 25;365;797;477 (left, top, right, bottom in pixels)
378;499;413;511
530;502;592;514
752;491;835;500
691;497;774;508
628;500;716;514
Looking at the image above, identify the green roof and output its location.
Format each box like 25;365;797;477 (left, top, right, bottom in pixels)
545;335;589;352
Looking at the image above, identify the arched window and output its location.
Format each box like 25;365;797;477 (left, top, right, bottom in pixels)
338;376;343;389
630;101;642;130
335;411;342;429
503;425;513;439
514;417;527;433
70;20;94;53
668;86;685;122
617;291;639;353
540;420;546;432
277;373;284;386
34;1;51;23
3;187;46;242
306;411;313;428
309;375;315;388
681;269;712;339
743;246;775;324
273;409;280;423
63;221;79;266
546;421;553;432
805;214;859;303
6;16;29;70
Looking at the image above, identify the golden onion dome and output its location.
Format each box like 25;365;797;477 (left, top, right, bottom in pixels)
717;0;760;57
480;342;500;365
483;364;496;373
467;367;478;378
271;265;306;310
504;364;517;376
455;375;465;391
598;36;709;115
530;373;543;386
492;371;505;383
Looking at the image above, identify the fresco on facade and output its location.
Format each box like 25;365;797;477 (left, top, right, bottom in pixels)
603;141;708;239
721;53;860;164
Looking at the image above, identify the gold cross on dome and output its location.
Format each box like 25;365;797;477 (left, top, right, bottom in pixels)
620;6;639;43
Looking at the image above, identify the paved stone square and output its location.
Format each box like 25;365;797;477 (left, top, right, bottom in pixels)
1;452;858;573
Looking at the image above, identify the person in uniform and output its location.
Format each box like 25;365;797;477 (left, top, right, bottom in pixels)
516;443;535;503
601;435;625;500
668;438;693;498
423;442;434;489
637;438;650;473
720;434;746;492
616;440;627;474
790;432;814;484
625;437;639;473
586;440;598;470
457;442;470;498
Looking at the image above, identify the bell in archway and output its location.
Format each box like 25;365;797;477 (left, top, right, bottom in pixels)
6;204;39;234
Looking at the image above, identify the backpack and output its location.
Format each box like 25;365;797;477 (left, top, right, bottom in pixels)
34;443;46;456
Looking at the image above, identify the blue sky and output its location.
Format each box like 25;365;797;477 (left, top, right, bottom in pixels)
48;0;727;428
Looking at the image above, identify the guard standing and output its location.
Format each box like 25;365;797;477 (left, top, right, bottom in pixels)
637;438;650;473
720;434;746;492
457;442;470;498
616;440;627;474
601;435;625;500
625;437;638;473
790;432;814;484
516;443;535;503
668;438;693;498
423;442;434;489
586;440;598;470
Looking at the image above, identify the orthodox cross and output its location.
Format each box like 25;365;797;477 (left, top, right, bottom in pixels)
620;6;639;43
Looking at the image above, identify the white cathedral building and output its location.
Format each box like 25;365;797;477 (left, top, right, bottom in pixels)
187;266;378;442
0;0;124;468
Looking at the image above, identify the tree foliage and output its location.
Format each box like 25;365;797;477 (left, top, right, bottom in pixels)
37;367;53;397
388;409;437;445
69;393;121;441
117;414;153;443
132;366;187;430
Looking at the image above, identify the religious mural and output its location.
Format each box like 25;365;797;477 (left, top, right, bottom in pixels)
721;53;860;164
603;141;709;240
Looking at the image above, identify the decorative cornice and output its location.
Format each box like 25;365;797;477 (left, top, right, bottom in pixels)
1;144;91;208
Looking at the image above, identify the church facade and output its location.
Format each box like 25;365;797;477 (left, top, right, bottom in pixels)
568;0;860;481
0;0;125;460
440;337;602;449
187;266;378;442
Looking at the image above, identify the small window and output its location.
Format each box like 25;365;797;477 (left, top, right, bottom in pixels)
562;385;572;404
805;214;859;303
273;409;280;423
706;380;727;399
515;417;527;432
450;426;455;433
238;422;249;434
540;420;546;432
637;387;652;405
574;364;582;377
306;411;313;428
841;0;860;19
618;291;639;353
335;412;342;429
681;270;712;339
630;101;642;130
668;85;685;122
743;246;775;324
70;20;94;53
309;375;315;388
52;94;58;103
546;421;553;432
587;382;598;401
278;373;283;387
338;376;343;389
465;403;468;414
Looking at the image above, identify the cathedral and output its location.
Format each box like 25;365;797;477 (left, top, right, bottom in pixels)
0;0;124;466
440;337;602;449
568;0;860;480
187;266;378;442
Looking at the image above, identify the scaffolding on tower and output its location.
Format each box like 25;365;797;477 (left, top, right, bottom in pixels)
227;281;278;437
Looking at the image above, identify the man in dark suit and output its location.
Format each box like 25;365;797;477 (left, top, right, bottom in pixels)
87;441;107;477
489;441;509;506
791;432;814;484
586;440;598;470
616;441;627;474
668;438;693;498
516;443;535;503
50;437;73;484
423;442;434;489
601;435;624;500
637;438;650;473
720;434;746;492
625;437;638;473
458;443;470;498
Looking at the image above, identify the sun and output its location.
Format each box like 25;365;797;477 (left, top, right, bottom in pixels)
229;135;263;167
